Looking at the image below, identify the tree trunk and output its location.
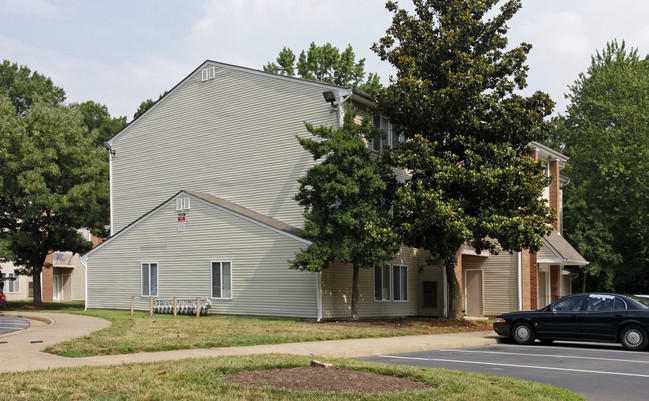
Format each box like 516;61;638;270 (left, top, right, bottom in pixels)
32;265;43;305
445;263;462;320
351;264;360;321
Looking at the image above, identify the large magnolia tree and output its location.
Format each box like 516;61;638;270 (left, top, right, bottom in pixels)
373;0;555;319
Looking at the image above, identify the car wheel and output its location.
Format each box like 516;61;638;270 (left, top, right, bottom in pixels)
620;325;649;351
511;321;535;345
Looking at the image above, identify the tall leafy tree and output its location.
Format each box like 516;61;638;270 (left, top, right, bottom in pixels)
290;110;400;320
132;91;168;121
373;0;555;319
264;42;383;94
555;41;649;293
0;96;107;305
76;100;127;146
0;60;66;114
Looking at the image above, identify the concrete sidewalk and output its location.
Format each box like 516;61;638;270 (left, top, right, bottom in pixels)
0;311;498;373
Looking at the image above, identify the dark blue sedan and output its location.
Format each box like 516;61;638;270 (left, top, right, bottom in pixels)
494;293;649;351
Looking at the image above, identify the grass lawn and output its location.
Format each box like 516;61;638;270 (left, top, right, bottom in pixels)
42;309;491;357
0;354;585;401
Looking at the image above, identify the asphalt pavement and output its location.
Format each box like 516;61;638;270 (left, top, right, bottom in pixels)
0;316;30;335
359;341;649;401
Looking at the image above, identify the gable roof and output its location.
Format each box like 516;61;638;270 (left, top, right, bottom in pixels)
538;231;588;266
82;190;309;261
105;60;354;148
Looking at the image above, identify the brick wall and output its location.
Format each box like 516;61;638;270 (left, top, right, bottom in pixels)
42;253;53;302
548;160;560;231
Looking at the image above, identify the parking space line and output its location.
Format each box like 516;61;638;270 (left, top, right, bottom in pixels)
502;344;629;354
377;355;649;378
438;349;649;364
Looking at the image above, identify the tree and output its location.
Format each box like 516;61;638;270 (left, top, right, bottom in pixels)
0;59;66;114
264;42;383;94
76;100;127;146
372;0;555;319
0;100;108;305
133;91;168;120
290;110;400;320
554;41;649;293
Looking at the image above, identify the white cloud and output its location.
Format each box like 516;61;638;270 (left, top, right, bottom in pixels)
0;0;60;18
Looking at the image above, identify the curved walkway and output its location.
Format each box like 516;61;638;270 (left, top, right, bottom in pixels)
0;311;497;373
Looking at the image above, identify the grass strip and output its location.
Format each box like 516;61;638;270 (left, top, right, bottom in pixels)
0;354;584;401
43;310;490;357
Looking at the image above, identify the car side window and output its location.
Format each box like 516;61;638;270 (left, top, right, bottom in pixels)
587;294;614;311
551;295;586;312
614;297;627;310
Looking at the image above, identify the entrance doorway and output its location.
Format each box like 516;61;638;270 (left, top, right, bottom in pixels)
465;269;483;316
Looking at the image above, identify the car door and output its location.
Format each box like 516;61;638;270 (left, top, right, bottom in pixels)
578;294;620;340
533;295;588;339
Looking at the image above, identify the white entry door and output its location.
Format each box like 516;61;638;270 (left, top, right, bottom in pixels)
465;270;483;316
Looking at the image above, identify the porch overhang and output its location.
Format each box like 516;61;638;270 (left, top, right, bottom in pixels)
537;231;589;266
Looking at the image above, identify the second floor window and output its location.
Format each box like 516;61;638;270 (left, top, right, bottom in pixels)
372;115;404;151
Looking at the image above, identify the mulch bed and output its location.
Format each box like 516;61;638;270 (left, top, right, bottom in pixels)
321;317;492;331
225;366;431;394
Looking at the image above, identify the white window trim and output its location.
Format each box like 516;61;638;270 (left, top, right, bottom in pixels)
373;264;391;302
210;260;233;300
141;262;158;297
392;264;409;302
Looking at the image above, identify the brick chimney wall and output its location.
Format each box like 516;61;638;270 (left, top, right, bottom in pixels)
548;160;561;231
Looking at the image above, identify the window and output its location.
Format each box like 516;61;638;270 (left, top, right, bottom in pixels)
423;281;437;308
587;294;615;311
614;297;627;310
374;264;390;301
141;262;158;297
211;261;232;299
372;115;403;151
1;272;19;293
550;295;585;312
392;265;408;301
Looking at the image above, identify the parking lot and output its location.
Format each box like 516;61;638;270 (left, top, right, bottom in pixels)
0;316;30;335
359;341;649;401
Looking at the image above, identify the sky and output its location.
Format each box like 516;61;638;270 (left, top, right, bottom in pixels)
2;0;649;121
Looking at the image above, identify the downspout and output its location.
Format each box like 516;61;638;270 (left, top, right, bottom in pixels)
517;252;522;311
103;141;115;236
80;258;88;311
315;271;322;321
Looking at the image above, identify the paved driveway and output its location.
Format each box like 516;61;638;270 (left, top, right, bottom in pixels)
0;316;30;335
358;341;649;401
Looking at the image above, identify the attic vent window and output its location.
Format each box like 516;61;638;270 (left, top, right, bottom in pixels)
201;66;216;81
176;197;191;211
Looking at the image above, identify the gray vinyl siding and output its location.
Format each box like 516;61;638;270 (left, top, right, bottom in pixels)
320;247;443;319
111;64;341;232
463;253;518;316
87;196;317;318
